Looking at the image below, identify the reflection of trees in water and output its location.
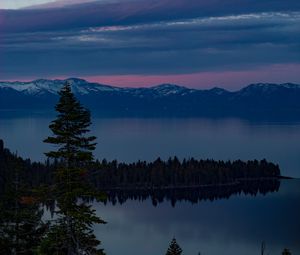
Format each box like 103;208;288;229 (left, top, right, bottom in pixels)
0;189;45;254
0;138;283;253
89;157;281;193
101;179;280;207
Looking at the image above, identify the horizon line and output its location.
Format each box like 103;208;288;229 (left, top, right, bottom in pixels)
1;77;299;92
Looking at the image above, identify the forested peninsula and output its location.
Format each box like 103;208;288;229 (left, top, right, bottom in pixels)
0;138;282;206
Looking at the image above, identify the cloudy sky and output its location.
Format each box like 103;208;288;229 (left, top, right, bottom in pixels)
0;0;299;89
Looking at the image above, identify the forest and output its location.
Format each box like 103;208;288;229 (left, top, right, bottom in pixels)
0;138;281;199
0;137;287;254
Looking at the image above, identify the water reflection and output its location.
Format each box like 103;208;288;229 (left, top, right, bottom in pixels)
0;179;299;254
102;179;281;207
93;180;300;255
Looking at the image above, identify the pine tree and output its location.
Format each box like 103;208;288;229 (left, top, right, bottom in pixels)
282;248;292;255
41;82;106;255
261;241;266;255
166;238;183;255
44;82;97;164
0;154;45;254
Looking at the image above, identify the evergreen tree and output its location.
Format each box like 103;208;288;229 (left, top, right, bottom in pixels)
261;241;266;255
0;154;45;254
282;248;292;255
166;238;183;255
41;82;106;254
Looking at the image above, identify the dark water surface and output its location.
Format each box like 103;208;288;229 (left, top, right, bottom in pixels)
0;116;299;177
93;180;300;255
1;115;300;254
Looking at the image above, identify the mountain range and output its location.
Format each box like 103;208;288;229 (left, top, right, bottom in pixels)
1;78;300;119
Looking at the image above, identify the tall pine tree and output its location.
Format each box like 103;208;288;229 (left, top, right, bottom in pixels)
165;238;183;255
41;82;105;255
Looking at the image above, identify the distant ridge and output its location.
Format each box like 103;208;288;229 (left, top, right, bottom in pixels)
1;78;300;119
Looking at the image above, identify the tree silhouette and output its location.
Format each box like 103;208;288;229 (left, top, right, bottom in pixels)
282;248;292;255
166;238;183;255
0;152;45;254
261;241;266;255
42;82;105;254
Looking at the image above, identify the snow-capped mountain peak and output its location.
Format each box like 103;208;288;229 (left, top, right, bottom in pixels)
0;78;119;96
150;84;195;96
1;79;300;118
1;79;300;99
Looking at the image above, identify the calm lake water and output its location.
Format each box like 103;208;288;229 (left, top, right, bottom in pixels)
94;179;300;255
0;116;299;177
1;116;300;254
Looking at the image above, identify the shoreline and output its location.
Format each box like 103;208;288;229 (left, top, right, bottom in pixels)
101;177;288;191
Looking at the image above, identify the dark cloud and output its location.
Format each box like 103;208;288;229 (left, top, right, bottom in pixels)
0;0;300;80
2;0;300;33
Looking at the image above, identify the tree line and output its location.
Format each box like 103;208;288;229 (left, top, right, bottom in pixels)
165;238;293;255
89;157;281;189
0;141;281;209
0;142;282;193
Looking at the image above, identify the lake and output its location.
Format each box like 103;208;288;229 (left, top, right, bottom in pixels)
0;116;299;177
1;116;300;254
94;179;300;255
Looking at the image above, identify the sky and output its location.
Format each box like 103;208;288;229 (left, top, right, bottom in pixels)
0;0;300;89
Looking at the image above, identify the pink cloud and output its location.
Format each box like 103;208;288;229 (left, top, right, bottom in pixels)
6;63;300;91
80;64;300;90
